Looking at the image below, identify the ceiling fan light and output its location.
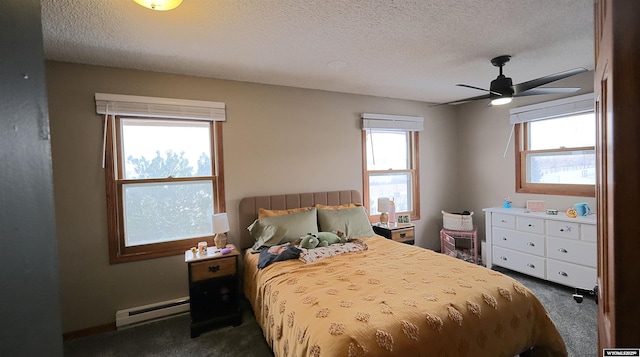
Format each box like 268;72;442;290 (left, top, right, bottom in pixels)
491;97;513;106
134;0;183;11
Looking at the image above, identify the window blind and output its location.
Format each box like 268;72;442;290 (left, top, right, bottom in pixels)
509;93;594;124
95;93;226;121
361;113;424;131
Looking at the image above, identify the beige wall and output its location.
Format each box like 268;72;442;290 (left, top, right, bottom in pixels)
456;70;596;240
47;61;595;333
46;61;459;332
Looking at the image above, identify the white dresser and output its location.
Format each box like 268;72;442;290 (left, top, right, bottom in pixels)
483;207;597;290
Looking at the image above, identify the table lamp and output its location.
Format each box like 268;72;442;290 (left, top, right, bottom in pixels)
377;197;390;226
212;213;230;249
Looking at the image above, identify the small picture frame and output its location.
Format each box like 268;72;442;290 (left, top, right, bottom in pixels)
396;214;411;225
526;200;547;212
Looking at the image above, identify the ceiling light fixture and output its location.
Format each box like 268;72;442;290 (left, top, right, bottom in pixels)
134;0;183;11
490;96;513;106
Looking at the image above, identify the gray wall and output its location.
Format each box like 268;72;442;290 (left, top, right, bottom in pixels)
0;1;63;355
46;61;459;332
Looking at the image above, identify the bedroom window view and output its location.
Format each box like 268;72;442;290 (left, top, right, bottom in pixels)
120;119;214;247
364;129;418;218
517;112;596;196
106;117;224;263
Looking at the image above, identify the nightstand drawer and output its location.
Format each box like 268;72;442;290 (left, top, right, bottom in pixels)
391;228;414;242
191;256;236;282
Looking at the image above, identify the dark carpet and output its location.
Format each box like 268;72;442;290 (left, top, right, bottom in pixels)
64;267;596;357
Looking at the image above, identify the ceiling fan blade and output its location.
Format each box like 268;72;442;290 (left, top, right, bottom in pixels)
513;87;581;97
513;68;588;94
456;84;502;96
429;93;492;106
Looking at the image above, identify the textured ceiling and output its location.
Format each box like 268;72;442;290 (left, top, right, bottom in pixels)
41;0;594;104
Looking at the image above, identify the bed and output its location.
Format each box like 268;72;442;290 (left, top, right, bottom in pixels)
238;190;567;357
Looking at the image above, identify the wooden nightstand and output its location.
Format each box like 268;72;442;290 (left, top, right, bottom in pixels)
373;224;415;244
185;244;242;338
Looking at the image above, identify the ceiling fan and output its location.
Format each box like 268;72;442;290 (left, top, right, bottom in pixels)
437;55;587;106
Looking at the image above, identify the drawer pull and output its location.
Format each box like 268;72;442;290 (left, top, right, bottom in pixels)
400;233;406;238
527;263;536;269
527;242;535;246
528;224;533;227
501;219;507;223
559;271;568;277
500;256;507;261
208;265;221;273
501;237;507;241
558;248;568;253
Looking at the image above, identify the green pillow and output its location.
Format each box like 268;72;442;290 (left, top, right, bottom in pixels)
248;207;318;250
249;223;286;251
317;206;375;239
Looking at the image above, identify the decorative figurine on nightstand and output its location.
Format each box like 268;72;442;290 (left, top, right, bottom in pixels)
503;196;512;208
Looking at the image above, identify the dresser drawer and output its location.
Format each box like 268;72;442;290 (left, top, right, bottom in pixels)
546;259;596;289
190;256;237;282
492;213;516;229
391;227;414;242
546;237;596;268
492;227;545;256
581;224;597;242
492;246;546;279
547;220;580;240
516;216;545;235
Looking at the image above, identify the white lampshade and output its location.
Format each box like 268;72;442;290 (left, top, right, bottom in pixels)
212;213;230;234
377;197;390;213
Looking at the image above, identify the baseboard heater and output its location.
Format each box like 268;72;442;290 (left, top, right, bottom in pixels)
115;296;190;329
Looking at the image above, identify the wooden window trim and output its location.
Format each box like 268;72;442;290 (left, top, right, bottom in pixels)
362;130;420;222
105;116;226;264
515;123;595;197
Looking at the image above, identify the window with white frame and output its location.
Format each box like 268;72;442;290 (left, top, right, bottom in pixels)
513;93;595;197
361;113;422;221
96;94;226;263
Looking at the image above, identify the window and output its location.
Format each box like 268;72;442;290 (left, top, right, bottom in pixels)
96;94;226;263
361;113;422;221
513;94;595;197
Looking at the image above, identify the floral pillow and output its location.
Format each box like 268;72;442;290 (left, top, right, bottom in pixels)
298;239;368;263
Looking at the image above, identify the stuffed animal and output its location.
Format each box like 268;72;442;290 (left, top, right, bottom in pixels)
317;231;347;245
299;231;347;249
299;233;320;249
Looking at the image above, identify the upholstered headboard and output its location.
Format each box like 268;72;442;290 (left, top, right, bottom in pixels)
237;190;362;250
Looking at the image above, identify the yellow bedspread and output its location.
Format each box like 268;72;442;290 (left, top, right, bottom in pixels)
243;236;567;357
